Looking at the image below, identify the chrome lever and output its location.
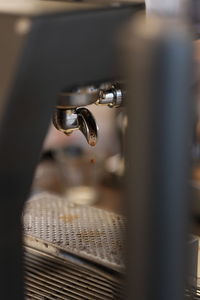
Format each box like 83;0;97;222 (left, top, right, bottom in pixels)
76;107;98;147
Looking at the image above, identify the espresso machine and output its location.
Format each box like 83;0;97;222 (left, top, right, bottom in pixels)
0;0;198;300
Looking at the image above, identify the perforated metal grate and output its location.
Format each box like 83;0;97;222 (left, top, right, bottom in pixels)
23;192;125;271
23;192;125;300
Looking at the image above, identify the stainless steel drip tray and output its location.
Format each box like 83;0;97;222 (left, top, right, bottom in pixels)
23;192;125;300
24;246;123;300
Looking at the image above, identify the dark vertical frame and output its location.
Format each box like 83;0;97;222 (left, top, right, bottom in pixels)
0;4;143;299
125;17;193;300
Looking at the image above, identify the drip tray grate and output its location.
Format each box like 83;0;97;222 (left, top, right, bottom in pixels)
23;192;125;300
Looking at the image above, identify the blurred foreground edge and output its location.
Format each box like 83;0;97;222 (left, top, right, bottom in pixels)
124;13;193;300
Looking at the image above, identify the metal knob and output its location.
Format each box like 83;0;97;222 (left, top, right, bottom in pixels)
96;83;123;108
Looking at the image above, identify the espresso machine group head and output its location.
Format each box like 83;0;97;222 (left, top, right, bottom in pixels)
53;82;124;146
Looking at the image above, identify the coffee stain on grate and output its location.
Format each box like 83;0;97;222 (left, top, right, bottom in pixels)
59;215;79;222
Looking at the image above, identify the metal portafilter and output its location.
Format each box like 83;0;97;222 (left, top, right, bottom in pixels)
52;83;124;146
53;107;98;147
